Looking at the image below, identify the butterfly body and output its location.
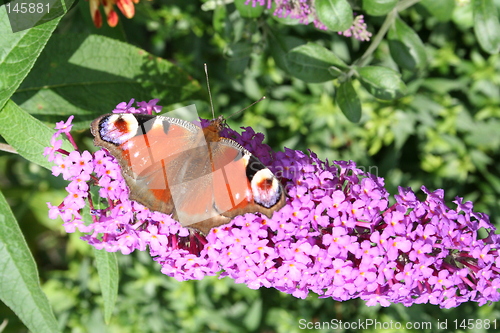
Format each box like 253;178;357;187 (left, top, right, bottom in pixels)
91;113;285;234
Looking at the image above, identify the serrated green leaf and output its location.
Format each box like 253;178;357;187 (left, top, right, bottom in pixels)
336;80;361;122
0;7;62;111
0;99;74;170
316;0;353;31
93;248;119;324
0;190;60;333
12;34;204;130
362;0;398;16
286;43;347;83
473;0;500;54
388;17;427;71
357;66;407;100
420;0;455;22
234;0;265;18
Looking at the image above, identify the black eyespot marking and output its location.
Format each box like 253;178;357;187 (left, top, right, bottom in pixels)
246;155;266;181
134;115;156;136
98;118;109;136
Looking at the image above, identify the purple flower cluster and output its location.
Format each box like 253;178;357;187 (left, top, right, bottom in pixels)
246;0;327;30
338;15;372;42
45;99;500;308
245;1;372;41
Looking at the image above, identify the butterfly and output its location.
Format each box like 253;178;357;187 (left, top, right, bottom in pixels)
90;112;285;234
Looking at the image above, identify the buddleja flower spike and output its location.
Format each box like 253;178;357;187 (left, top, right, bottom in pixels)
45;99;500;308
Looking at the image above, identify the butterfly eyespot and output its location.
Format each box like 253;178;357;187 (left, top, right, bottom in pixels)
98;114;139;145
114;117;129;133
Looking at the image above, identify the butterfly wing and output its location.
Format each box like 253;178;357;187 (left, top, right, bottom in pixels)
91;113;209;218
91;113;285;234
187;138;285;234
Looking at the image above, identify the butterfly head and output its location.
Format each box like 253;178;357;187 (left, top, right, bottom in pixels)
210;115;227;130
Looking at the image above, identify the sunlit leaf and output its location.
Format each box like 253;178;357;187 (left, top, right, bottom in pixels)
0;191;60;333
93;248;119;324
0;100;73;170
13;34;204;130
0;8;61;111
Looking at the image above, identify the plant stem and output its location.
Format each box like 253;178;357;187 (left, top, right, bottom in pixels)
0;143;17;154
354;0;422;68
396;0;422;12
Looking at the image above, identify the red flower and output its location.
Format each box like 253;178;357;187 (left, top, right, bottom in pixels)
88;0;139;28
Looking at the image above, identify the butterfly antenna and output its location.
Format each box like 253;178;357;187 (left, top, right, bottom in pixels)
226;96;266;120
204;63;216;119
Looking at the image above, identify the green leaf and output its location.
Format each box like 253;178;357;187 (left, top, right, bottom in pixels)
453;1;474;29
0;190;61;333
242;298;262;331
388;17;428;71
0;100;74;170
234;0;265;18
93;248;119;324
4;0;76;32
421;78;466;94
420;0;455;22
357;66;407;100
0;7;62;111
12;34;204;130
286;43;347;83
268;33;305;73
213;4;228;35
226;41;252;76
362;0;398;16
473;0;500;54
315;0;353;31
336;80;362;122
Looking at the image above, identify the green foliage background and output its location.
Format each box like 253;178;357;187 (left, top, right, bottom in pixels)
0;0;500;332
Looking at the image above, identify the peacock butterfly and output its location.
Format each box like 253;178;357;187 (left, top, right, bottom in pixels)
90;112;285;234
